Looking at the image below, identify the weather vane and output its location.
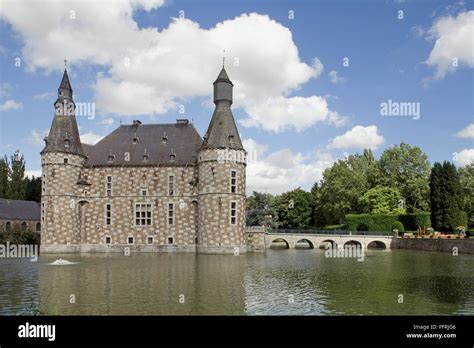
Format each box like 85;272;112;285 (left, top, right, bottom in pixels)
64;59;67;70
222;49;225;68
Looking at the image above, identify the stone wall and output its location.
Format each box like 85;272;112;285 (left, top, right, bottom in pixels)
197;149;247;253
392;237;474;254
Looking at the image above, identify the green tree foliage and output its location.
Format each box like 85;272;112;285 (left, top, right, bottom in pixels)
358;185;405;214
378;142;430;212
246;191;278;228
0;156;9;198
25;176;42;202
430;161;467;232
459;163;474;228
0;224;37;245
430;162;443;230
6;150;27;200
275;188;312;229
318;150;376;225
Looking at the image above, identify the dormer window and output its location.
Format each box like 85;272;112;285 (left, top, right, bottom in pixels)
170;150;176;162
108;151;115;162
162;132;168;143
64;138;70;148
228;134;234;142
133;133;139;144
142;149;149;162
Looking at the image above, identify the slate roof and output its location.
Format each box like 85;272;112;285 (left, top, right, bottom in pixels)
84;121;203;167
201;105;244;150
41;69;85;157
0;199;40;221
214;67;233;85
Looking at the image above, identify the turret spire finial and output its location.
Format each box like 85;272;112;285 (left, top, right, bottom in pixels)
222;50;225;68
64;58;67;70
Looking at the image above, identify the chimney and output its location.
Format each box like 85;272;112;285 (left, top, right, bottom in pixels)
133;120;142;126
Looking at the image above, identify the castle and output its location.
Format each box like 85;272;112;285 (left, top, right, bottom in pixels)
40;65;247;254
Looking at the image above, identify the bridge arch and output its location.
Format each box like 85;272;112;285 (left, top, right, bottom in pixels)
367;240;387;249
295;239;314;249
344;240;363;248
269;238;290;249
319;239;337;250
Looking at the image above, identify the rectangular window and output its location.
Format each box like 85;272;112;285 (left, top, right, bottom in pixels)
230;201;237;225
168;203;174;225
168;175;174;196
105;236;111;244
168;237;174;244
106;176;112;196
230;170;237;193
147;236;153;245
105;204;111;225
135;203;152;226
128;236;134;244
141;189;147;196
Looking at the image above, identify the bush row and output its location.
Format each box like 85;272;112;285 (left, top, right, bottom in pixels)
345;212;431;232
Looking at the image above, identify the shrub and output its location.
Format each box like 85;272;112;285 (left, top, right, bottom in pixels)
397;213;431;231
392;221;405;233
345;214;398;232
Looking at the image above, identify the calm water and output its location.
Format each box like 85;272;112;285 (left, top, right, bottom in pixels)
1;249;473;315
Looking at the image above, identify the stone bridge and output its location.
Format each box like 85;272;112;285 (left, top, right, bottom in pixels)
265;233;394;250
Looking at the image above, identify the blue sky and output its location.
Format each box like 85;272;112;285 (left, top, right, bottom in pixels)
0;0;472;194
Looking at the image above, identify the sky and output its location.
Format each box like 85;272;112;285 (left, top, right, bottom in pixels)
0;0;472;194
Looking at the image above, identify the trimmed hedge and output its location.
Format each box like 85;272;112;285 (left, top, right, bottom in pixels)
345;212;431;232
392;221;405;232
397;213;431;231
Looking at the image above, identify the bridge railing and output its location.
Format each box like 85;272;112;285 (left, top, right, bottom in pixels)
268;229;394;236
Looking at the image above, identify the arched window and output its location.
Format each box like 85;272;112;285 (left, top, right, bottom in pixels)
21;221;27;231
5;221;11;231
36;222;41;232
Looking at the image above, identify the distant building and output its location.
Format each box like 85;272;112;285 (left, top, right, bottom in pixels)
41;65;247;254
0;199;41;233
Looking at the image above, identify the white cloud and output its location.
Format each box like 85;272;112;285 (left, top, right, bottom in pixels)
34;92;54;100
328;70;345;84
456;148;474;166
244;138;334;194
425;10;474;79
0;4;345;132
25;170;42;178
0;99;23;111
241;95;347;132
25;129;47;145
455;123;474;139
99;117;115;127
81;132;104;145
328;125;384;150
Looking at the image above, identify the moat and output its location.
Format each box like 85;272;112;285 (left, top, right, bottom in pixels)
1;249;473;315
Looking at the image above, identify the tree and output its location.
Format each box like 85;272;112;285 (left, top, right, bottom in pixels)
25;176;42;202
318;152;375;225
459;164;474;228
442;161;465;232
378;142;430;212
429;162;443;231
6;150;26;200
246;191;278;228
430;161;466;232
275;188;312;229
358;185;405;214
0;156;9;198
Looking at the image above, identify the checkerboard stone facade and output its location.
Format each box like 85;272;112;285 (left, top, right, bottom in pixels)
40;66;249;254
